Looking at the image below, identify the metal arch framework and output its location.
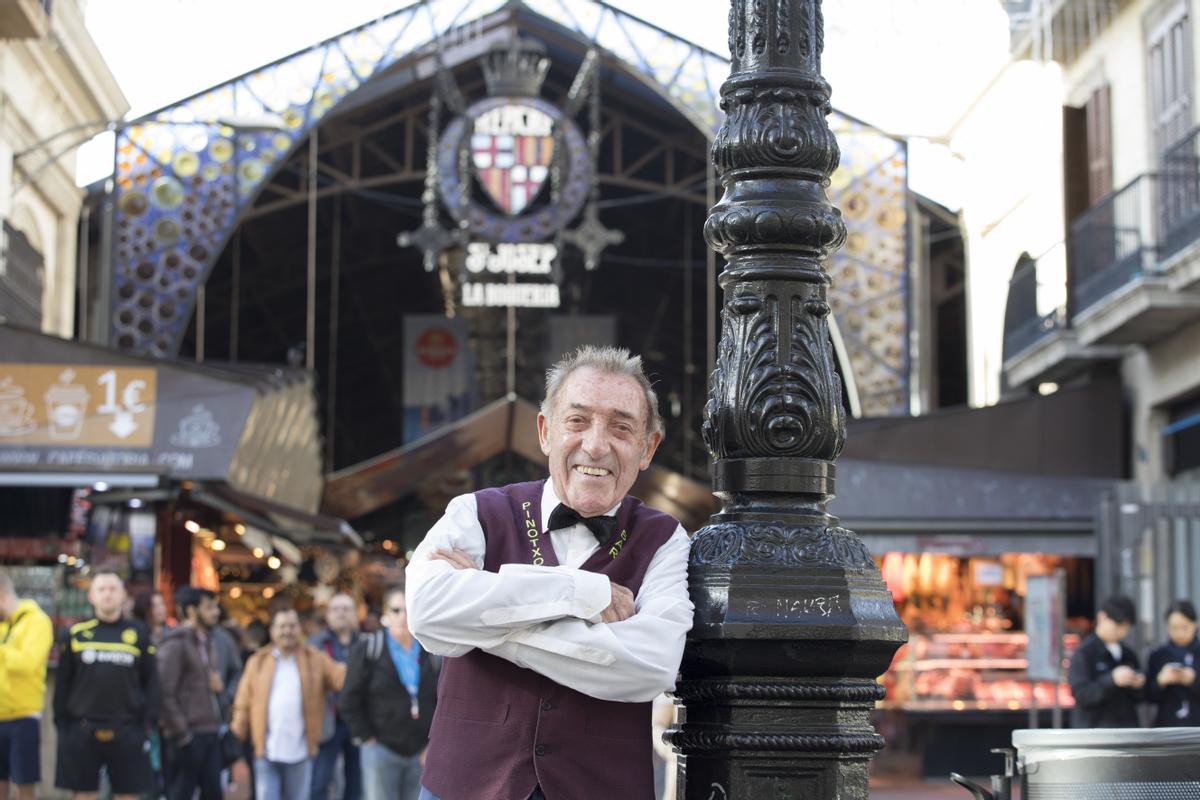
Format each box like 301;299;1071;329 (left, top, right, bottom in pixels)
107;0;910;415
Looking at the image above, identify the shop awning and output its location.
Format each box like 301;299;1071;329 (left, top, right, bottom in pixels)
323;394;541;520
323;394;719;530
323;389;1113;547
0;323;352;540
191;482;362;548
833;458;1111;557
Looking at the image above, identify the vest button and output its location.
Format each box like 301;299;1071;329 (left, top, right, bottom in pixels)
535;744;547;757
541;701;553;712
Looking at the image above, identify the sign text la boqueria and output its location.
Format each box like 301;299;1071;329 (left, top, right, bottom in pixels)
460;242;561;308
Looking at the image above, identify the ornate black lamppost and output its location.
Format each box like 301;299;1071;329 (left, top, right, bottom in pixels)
668;2;908;797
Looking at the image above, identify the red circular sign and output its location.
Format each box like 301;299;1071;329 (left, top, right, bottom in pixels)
415;327;458;369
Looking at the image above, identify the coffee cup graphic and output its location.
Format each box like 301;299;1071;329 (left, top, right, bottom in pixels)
45;369;90;440
0;377;35;437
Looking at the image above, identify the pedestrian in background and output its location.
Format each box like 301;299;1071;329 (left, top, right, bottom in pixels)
0;570;53;800
131;591;169;646
233;607;346;800
339;586;435;800
309;593;361;800
54;569;159;800
1068;594;1144;728
157;587;225;800
1146;599;1200;726
205;601;242;721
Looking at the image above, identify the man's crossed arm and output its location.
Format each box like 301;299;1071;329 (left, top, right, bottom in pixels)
405;493;693;702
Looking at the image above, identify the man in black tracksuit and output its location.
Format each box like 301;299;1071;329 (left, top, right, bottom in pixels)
1068;594;1144;728
54;569;159;799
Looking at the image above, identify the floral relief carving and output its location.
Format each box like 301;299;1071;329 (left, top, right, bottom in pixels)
713;94;840;176
750;0;768;55
690;521;876;571
776;0;791;55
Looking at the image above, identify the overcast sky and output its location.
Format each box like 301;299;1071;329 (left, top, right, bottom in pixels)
79;0;1015;206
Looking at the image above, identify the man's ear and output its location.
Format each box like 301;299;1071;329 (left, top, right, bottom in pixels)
639;430;663;470
537;412;552;457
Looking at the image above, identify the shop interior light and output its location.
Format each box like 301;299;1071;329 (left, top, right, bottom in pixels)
57;554;68;564
93;481;109;492
262;587;275;599
267;555;282;570
382;540;394;551
212;539;227;551
184;520;200;533
252;547;265;559
128;498;143;509
234;524;246;536
229;586;243;599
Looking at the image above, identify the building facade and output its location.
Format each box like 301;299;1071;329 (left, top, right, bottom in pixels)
997;0;1200;488
0;0;126;336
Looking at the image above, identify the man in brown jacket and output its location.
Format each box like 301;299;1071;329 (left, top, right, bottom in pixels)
232;607;345;800
158;587;225;800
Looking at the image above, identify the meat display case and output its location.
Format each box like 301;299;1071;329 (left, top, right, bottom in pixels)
882;631;1080;712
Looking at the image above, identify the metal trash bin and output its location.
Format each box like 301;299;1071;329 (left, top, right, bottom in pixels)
1013;728;1200;799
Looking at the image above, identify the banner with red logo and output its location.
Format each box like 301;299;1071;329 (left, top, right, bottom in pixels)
403;316;475;443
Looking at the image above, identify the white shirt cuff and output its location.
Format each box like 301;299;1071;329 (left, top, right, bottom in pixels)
574;569;611;622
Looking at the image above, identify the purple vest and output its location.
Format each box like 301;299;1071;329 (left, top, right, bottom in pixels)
420;480;680;800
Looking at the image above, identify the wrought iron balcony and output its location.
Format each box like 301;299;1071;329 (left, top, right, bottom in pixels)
1067;167;1200;345
1160;127;1200;267
1069;173;1158;315
1003;253;1064;360
1006;306;1066;360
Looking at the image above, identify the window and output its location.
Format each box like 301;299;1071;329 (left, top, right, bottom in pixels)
1148;4;1194;161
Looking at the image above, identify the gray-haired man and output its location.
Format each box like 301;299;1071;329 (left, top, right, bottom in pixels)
406;346;694;800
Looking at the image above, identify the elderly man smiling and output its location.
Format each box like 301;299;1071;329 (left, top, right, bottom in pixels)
406;346;693;800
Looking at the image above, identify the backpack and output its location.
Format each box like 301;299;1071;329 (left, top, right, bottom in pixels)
362;631;442;675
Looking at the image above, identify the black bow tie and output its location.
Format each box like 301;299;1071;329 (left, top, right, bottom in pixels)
547;503;617;544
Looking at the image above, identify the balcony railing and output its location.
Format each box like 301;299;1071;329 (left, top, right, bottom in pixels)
1003;247;1069;360
1069;173;1159;316
1005;306;1066;360
1160;127;1200;262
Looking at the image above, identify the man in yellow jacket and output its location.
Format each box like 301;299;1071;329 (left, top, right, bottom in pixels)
0;571;54;800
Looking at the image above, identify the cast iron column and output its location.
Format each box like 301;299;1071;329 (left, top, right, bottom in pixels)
668;2;907;798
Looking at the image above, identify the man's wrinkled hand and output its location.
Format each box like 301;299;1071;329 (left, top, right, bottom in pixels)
429;547;477;571
601;582;635;624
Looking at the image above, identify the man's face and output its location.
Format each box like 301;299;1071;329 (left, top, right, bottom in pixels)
197;595;220;629
325;595;357;635
537;367;662;517
0;588;16;619
1167;611;1197;648
151;593;167;625
382;593;410;642
271;610;301;652
1096;611;1131;645
88;574;126;619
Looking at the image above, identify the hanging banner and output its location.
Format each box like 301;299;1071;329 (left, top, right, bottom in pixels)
402;316;475;443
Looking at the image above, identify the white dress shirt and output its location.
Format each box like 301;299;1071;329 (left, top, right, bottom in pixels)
265;650;308;764
406;481;693;703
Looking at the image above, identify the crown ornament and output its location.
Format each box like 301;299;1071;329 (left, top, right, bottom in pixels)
482;36;550;97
